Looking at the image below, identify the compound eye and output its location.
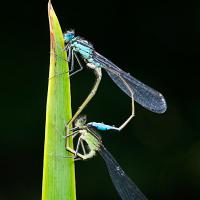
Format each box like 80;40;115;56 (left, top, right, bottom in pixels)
63;29;75;42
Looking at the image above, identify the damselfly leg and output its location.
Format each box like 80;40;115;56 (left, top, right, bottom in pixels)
65;124;89;160
49;47;84;79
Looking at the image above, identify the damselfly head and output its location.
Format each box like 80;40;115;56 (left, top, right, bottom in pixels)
63;29;75;43
74;115;87;128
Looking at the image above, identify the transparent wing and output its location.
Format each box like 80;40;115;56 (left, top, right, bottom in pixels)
99;145;148;200
93;51;167;113
106;69;166;113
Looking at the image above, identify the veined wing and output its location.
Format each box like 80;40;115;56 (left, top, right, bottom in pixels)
92;51;167;113
99;145;148;200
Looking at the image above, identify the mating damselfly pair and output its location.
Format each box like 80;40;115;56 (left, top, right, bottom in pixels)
61;30;167;200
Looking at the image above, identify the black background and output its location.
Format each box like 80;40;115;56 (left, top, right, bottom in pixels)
0;0;200;200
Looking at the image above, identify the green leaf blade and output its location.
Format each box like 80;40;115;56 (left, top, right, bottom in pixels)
42;1;76;200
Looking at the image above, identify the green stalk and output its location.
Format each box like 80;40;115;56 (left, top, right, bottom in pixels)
42;1;76;200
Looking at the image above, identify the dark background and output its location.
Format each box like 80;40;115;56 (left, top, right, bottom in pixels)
1;0;200;199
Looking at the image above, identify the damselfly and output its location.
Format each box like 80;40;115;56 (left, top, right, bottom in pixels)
64;30;167;130
66;115;148;200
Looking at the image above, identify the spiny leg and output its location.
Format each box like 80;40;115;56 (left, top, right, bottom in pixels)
81;140;87;155
63;43;69;51
49;49;83;79
66;123;87;156
66;46;84;76
69;49;74;72
66;136;95;161
65;131;84;160
65;123;81;138
67;67;102;126
72;132;79;139
64;130;79;138
65;125;87;158
66;146;85;160
55;50;83;77
65;122;71;138
69;52;84;77
65;129;86;160
75;137;82;156
65;124;80;150
48;51;69;79
67;47;72;62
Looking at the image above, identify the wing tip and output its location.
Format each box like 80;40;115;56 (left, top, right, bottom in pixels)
153;95;167;114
